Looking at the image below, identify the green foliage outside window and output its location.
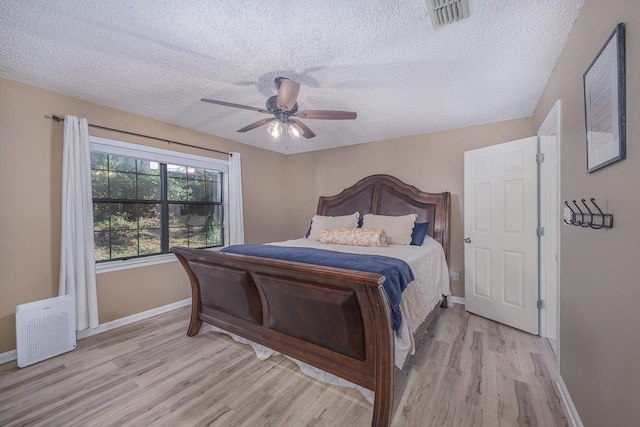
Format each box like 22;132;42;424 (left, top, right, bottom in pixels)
91;153;224;262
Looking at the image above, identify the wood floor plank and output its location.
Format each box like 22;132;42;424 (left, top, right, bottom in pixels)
494;350;523;425
495;345;524;382
312;390;371;427
433;304;457;344
447;307;470;370
488;321;507;354
66;383;158;427
393;340;450;426
0;364;68;408
0;303;568;426
531;352;570;427
465;330;484;406
498;321;520;353
256;381;329;426
514;379;539;426
454;400;484;427
430;366;464;426
482;337;500;424
286;385;373;427
97;349;255;425
167;399;233;427
7;366;142;426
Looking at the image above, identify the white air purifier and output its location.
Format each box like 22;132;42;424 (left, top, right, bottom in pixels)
16;295;76;367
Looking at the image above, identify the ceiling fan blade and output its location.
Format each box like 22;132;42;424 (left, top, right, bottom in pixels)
276;79;300;112
295;110;357;120
201;98;270;114
290;119;316;139
237;118;274;133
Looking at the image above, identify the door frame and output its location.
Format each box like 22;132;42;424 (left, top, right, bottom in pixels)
537;99;562;358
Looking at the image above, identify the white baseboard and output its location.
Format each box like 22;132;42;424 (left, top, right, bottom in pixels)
76;298;191;339
0;349;17;365
557;375;583;427
0;298;191;365
447;296;465;305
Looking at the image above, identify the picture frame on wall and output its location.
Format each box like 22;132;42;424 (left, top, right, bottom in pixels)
583;22;626;173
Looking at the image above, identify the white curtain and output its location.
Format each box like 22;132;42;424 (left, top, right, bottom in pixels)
228;152;245;245
59;115;99;331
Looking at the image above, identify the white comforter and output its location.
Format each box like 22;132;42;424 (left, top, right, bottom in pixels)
208;236;451;402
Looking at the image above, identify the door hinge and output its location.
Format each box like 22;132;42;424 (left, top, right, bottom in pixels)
536;226;545;236
537;300;546;309
536;153;545;163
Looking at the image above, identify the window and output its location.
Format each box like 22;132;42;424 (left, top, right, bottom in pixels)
89;136;228;264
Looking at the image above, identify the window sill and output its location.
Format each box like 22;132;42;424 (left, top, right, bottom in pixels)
95;253;177;274
95;247;225;274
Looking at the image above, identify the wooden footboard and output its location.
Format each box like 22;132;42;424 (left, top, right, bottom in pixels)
172;247;396;427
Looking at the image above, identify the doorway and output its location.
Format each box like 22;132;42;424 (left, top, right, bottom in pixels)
463;100;562;351
538;100;562;357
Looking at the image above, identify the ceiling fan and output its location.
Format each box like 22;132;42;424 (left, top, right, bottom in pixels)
201;77;357;140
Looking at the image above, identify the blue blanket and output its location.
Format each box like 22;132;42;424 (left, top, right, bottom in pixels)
221;244;413;331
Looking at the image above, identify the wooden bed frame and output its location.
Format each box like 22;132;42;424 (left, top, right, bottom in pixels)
172;174;450;426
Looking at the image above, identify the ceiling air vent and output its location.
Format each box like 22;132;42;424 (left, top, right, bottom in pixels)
426;0;470;29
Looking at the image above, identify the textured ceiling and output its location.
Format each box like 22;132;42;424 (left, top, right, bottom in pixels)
0;0;584;154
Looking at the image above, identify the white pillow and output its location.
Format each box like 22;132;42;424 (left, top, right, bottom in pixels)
307;212;360;240
362;213;417;245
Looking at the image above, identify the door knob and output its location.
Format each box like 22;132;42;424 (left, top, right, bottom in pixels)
464;238;472;243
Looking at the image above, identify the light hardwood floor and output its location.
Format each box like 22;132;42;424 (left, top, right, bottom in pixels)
0;304;568;426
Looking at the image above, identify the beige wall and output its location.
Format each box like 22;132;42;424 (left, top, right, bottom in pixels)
284;118;534;297
0;78;288;353
0;76;531;354
533;0;639;424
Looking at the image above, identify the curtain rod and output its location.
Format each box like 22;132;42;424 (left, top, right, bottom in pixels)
50;115;231;156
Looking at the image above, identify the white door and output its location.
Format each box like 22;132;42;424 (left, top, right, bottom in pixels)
464;137;538;334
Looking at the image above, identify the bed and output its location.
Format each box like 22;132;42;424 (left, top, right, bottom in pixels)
172;174;451;426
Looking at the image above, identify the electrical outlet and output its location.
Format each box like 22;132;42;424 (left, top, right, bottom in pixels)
452;271;460;281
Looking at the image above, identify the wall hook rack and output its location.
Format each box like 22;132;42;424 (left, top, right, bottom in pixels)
563;198;613;229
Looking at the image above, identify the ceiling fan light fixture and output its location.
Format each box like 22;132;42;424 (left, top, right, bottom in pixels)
201;76;357;141
267;120;283;139
288;122;304;139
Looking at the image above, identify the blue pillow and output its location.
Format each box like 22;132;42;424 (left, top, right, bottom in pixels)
410;222;430;246
357;217;363;228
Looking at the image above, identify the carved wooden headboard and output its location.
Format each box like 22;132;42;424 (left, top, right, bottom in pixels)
316;174;451;262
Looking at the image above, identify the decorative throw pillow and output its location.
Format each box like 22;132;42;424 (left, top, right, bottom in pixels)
410;222;430;246
307;212;360;240
362;213;417;245
319;228;387;247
